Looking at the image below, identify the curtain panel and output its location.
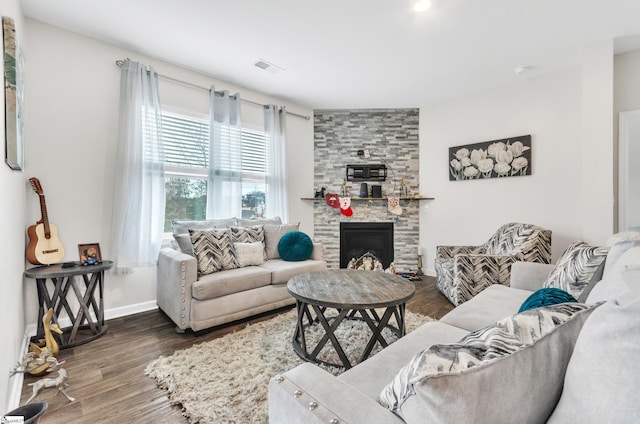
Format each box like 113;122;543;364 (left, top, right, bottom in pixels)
110;59;165;273
207;86;243;219
264;105;289;222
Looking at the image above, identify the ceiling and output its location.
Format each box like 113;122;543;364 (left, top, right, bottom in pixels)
20;0;640;110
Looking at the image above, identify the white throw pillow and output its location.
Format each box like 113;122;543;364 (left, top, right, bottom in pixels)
231;225;267;261
601;231;640;274
379;302;601;424
586;246;640;303
234;242;265;267
584;231;640;303
548;289;640;423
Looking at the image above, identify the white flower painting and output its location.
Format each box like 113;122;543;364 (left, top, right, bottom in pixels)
449;135;531;181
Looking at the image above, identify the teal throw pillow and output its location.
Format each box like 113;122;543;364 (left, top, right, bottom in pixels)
278;231;313;261
518;288;577;313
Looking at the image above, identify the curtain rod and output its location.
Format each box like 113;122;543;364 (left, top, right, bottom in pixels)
115;59;310;120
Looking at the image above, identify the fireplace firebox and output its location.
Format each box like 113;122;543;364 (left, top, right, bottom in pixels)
339;222;394;269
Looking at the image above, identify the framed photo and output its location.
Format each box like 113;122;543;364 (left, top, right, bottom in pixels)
78;243;102;265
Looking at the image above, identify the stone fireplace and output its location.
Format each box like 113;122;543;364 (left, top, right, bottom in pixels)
313;108;420;271
340;222;394;268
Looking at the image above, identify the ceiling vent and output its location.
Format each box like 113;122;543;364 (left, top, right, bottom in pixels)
254;58;284;74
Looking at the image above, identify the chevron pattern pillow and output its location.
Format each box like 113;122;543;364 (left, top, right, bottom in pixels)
189;228;238;275
231;225;266;261
544;241;609;299
379;302;601;424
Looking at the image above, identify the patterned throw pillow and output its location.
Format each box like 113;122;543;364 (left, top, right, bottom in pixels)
231;225;266;260
189;229;238;275
379;302;601;424
175;229;219;257
544;241;608;299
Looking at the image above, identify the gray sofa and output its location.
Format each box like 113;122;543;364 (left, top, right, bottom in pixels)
269;232;640;423
156;217;327;332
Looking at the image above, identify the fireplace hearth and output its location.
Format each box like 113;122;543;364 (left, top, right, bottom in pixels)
340;222;394;269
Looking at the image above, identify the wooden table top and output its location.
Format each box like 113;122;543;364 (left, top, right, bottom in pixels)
25;260;114;278
287;269;415;309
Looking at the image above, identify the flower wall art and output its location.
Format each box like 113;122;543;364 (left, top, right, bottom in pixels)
449;135;531;181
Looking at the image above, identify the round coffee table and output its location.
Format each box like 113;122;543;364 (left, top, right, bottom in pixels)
287;269;415;369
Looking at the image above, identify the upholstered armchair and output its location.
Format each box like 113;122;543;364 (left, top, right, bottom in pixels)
435;223;552;306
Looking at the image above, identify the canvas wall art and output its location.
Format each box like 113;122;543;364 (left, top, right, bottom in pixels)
3;16;24;171
449;135;531;181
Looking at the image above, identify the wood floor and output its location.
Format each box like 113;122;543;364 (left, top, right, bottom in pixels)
19;275;453;423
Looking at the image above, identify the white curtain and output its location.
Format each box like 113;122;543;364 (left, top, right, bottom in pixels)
264;105;289;222
207;86;243;218
111;59;165;273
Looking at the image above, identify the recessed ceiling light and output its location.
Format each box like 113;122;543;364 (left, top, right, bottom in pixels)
414;0;432;12
513;65;531;75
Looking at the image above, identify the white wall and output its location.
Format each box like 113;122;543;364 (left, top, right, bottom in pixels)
22;19;314;328
580;41;614;244
0;0;27;414
419;39;625;274
419;69;584;274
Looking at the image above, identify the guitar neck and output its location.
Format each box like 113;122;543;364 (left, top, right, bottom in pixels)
38;194;51;238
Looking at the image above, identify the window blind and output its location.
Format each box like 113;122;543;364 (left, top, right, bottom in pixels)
162;112;208;168
157;111;266;173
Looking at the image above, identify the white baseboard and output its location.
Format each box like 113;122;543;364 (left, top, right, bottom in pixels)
7;332;30;410
24;301;158;338
10;301;158;410
104;300;158;321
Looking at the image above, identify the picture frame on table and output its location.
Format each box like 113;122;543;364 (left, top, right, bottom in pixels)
78;243;102;266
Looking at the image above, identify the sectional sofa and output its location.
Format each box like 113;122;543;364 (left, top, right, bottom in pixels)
269;232;640;423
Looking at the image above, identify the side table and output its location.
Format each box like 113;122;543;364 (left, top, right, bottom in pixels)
25;260;113;349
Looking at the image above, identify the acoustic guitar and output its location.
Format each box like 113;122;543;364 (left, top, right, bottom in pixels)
26;177;65;265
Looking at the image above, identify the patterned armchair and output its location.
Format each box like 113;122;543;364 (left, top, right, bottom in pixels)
435;223;552;306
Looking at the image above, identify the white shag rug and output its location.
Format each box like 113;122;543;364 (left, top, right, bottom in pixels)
146;308;434;424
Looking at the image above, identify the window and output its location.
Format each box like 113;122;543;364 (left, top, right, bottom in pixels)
160;107;267;232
